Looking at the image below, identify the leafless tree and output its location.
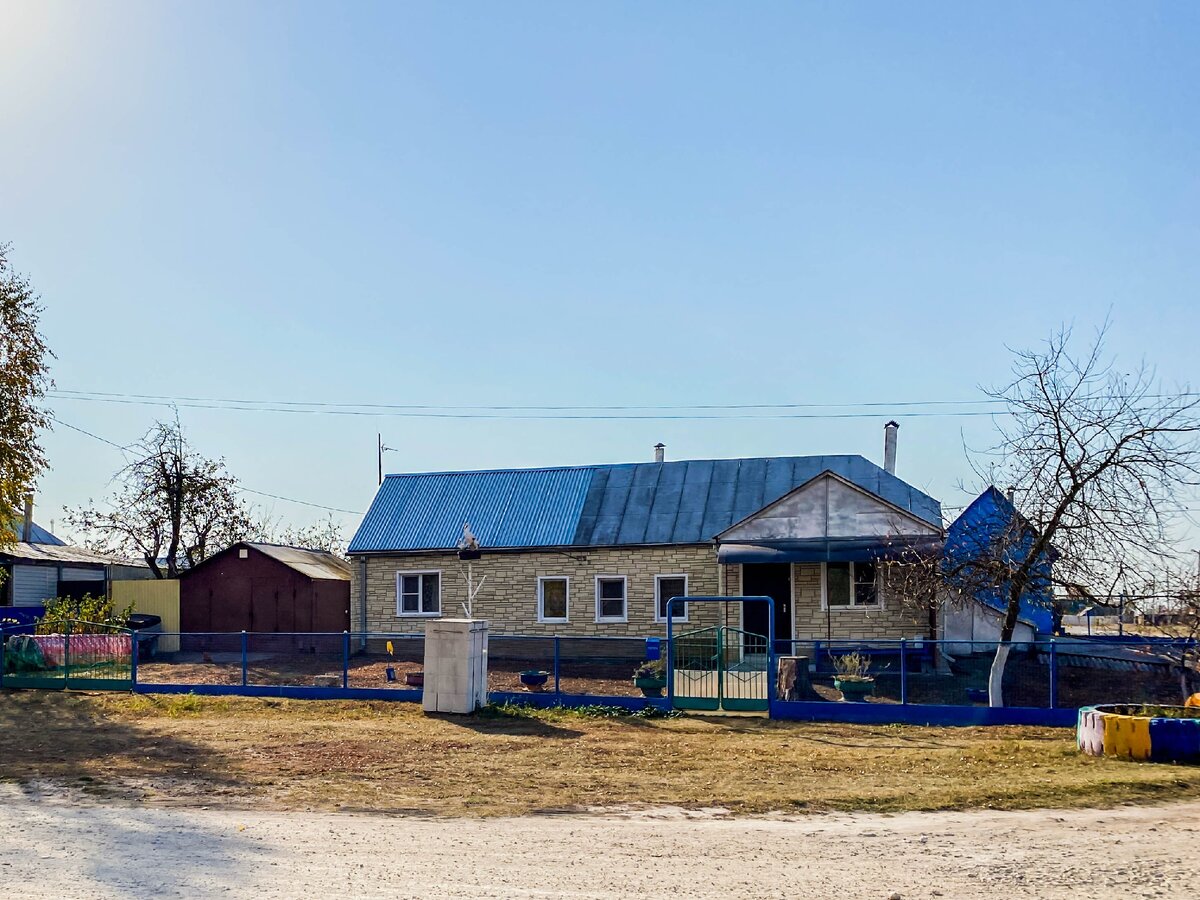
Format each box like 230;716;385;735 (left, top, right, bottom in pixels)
888;324;1200;706
65;421;253;577
250;512;347;556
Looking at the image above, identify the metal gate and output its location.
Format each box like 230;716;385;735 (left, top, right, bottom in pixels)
1;621;135;692
666;596;775;713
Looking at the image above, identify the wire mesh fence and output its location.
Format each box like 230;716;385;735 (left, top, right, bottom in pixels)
3;623;1195;711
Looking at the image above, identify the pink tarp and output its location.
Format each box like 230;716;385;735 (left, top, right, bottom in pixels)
31;634;132;668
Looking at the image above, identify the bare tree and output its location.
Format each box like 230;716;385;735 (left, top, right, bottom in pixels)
981;324;1200;704
887;325;1200;706
0;244;52;550
65;421;253;577
250;512;347;556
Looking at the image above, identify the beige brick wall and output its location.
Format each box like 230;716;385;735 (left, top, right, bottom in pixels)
352;545;725;637
350;550;923;640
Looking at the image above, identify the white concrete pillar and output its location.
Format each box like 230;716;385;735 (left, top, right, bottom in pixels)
422;618;489;714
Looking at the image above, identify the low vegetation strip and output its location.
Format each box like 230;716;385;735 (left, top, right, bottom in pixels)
1;692;1198;817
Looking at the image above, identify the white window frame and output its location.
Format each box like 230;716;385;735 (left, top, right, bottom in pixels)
395;569;443;617
537;575;570;624
654;573;689;623
594;575;628;624
820;561;882;611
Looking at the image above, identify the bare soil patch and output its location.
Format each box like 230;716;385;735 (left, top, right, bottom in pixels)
2;691;1199;817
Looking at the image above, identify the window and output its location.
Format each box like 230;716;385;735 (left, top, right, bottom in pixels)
595;575;628;623
655;574;689;622
824;562;879;609
396;571;440;616
538;576;569;623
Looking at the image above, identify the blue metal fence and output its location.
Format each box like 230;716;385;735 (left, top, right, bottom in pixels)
4;626;1195;725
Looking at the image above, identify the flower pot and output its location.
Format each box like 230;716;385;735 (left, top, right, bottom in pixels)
519;670;550;690
834;677;875;702
634;676;667;698
404;671;423;687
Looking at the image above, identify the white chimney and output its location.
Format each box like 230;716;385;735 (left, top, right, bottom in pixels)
22;495;33;543
653;442;665;463
883;421;899;475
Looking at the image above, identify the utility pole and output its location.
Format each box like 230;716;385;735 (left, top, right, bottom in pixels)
377;434;394;485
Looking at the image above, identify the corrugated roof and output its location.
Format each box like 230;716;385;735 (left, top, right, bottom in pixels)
0;540;142;568
5;518;65;546
348;455;942;553
244;543;351;581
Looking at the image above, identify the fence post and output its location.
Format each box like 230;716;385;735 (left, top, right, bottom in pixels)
342;631;350;690
553;636;561;699
1049;639;1058;709
900;639;908;705
130;629;138;690
241;630;248;687
64;620;72;690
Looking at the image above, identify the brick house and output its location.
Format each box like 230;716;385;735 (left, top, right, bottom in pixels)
347;441;944;645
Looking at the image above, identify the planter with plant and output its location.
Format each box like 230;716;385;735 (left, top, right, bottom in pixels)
633;659;668;697
832;651;875;701
519;670;550;690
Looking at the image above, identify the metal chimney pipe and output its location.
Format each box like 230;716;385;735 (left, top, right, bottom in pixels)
22;495;33;543
653;443;665;463
883;421;899;475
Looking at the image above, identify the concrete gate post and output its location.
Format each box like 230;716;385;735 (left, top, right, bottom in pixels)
422;618;489;714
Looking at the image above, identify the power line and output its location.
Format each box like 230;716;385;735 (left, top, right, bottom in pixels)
46;393;1006;420
50;414;361;516
48;388;1007;411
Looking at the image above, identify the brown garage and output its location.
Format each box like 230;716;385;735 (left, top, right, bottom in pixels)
179;542;351;636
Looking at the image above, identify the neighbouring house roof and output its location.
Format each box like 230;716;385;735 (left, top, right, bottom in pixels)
179;542;351;581
349;455;943;554
1;518;146;568
6;517;66;546
0;540;140;568
945;487;1055;634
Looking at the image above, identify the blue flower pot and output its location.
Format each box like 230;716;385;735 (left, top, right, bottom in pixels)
520;670;550;690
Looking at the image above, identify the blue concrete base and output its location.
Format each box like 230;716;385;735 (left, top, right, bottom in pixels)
770;700;1078;727
136;683;424;702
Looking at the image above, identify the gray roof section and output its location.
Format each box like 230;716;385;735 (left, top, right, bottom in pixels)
347;454;942;553
0;540;146;568
571;455;942;546
245;543;351;581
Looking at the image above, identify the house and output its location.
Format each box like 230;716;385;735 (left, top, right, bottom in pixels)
178;542;352;635
1;505;151;613
940;486;1054;649
347;428;944;644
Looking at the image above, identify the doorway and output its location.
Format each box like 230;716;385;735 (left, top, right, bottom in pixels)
741;563;793;651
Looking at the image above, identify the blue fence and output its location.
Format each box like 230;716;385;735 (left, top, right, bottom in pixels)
3;626;1195;726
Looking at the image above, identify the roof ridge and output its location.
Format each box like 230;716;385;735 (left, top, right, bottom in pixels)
382;454;869;481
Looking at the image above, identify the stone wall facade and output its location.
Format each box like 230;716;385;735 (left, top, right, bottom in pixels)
351;547;924;641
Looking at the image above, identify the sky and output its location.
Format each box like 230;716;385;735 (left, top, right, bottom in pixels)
1;1;1198;550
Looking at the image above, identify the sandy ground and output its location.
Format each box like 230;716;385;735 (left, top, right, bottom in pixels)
0;790;1196;898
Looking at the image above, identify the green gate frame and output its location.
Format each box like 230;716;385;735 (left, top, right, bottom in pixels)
1;620;136;692
666;596;776;713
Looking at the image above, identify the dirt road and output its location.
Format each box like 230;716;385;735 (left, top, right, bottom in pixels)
0;788;1195;898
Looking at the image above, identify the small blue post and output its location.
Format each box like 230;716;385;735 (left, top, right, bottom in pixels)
900;639;907;705
130;629;138;690
1049;639;1058;709
342;631;350;690
241;630;248;687
553;636;561;698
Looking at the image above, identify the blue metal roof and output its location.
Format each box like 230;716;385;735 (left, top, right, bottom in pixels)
348;455;943;554
7;519;65;546
945;487;1054;634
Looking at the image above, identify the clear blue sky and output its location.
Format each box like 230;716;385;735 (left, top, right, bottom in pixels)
2;2;1197;543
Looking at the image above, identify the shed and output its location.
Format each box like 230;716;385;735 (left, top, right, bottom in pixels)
178;542;351;635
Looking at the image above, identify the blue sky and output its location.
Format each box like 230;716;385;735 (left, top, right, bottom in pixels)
2;2;1197;544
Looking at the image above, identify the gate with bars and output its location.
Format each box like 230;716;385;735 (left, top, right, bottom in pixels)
1;620;135;691
666;596;775;713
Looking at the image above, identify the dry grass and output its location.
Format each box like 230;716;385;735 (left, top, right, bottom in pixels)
1;691;1197;817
